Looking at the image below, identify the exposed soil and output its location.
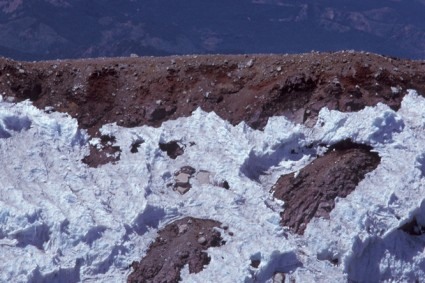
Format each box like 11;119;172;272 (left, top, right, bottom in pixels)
81;134;121;167
272;140;381;234
1;52;424;166
127;217;224;283
1;53;425;132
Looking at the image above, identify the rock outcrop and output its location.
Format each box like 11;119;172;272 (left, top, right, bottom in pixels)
127;217;224;283
272;140;381;234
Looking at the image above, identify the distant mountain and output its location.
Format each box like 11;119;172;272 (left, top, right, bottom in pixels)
0;0;424;60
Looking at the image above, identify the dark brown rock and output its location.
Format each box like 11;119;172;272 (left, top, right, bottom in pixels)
0;52;424;169
178;166;196;175
216;180;230;190
130;139;144;153
159;141;184;159
1;53;424;139
82;135;121;168
250;259;261;268
272;140;381;234
127;217;224;283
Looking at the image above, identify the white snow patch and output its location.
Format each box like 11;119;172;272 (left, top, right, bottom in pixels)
1;90;425;282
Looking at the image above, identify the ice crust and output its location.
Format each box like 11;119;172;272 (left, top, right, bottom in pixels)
0;90;425;282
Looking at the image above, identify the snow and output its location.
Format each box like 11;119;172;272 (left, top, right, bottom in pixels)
0;90;425;282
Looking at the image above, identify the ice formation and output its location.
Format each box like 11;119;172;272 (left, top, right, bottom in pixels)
0;90;425;282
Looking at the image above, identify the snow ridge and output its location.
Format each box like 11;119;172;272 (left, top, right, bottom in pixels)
0;90;424;282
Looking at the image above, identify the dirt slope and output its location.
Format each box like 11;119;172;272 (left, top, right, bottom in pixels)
1;52;424;135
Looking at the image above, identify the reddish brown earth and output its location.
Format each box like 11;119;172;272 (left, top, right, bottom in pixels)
272;140;381;234
127;217;225;283
1;52;425;280
1;52;424;167
81;134;121;167
1;52;424;135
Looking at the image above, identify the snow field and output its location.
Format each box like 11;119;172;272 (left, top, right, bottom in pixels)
0;90;424;282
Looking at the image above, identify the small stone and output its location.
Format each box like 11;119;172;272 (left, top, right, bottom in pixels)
273;273;285;283
250;259;261;268
391;86;401;95
176;185;190;195
44;106;55;113
246;59;254;68
178;224;188;235
175;172;190;183
180;166;196;175
216;180;230;190
197;237;207;245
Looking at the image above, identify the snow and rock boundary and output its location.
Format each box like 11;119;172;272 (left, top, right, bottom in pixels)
1;52;425;282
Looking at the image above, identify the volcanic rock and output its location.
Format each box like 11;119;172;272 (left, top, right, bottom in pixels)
173;166;196;195
0;52;424;142
159;141;184;159
272;140;381;234
82;135;121;168
127;217;224;283
130;139;144;153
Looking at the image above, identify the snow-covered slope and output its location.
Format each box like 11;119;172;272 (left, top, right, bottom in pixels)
0;90;425;282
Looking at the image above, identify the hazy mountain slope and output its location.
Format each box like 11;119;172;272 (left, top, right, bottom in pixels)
0;0;424;60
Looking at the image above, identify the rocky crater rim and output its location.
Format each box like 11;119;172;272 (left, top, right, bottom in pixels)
0;51;424;137
1;51;422;167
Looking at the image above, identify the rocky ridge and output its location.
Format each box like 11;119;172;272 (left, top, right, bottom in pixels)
1;51;425;166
